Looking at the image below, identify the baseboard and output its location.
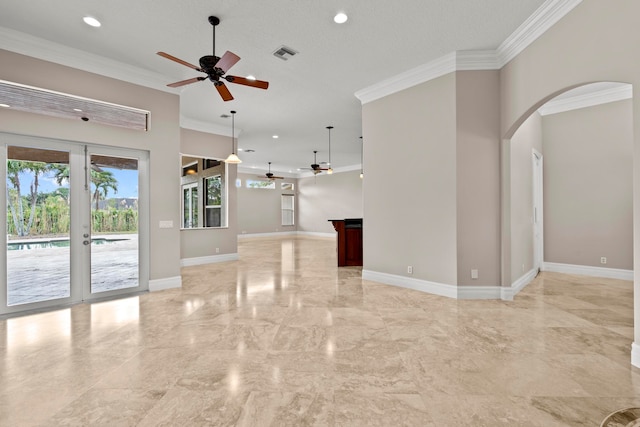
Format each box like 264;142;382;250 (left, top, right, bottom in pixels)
502;268;538;301
543;262;633;280
632;342;640;369
180;253;239;267
362;269;458;299
362;269;525;300
149;275;181;292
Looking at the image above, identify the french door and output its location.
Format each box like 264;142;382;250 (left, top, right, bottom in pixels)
0;134;149;315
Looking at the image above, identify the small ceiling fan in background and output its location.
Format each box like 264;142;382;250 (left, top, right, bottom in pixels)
157;16;269;101
300;150;329;175
258;162;284;180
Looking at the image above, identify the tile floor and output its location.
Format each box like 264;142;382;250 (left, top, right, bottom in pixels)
1;235;639;426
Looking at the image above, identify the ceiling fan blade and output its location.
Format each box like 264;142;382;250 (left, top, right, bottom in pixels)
225;75;269;90
167;77;205;88
157;52;202;71
216;51;241;73
215;82;234;101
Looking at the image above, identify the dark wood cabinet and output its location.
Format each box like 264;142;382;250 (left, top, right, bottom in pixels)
329;218;363;267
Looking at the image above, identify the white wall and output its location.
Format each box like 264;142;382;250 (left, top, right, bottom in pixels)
362;74;458;285
542;99;633;270
297;170;363;234
237;172;298;235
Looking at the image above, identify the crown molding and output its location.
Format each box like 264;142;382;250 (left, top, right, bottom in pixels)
355;0;582;105
496;0;583;67
537;84;632;116
180;116;243;137
354;52;456;104
0;27;173;93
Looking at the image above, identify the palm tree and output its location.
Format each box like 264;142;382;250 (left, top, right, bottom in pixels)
6;160;50;236
91;170;118;210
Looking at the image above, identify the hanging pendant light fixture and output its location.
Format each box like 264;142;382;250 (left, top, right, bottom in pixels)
326;125;334;174
225;110;242;164
359;136;364;179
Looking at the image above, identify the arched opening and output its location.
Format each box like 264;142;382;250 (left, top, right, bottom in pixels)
502;81;634;310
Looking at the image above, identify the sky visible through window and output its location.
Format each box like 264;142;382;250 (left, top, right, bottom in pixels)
17;167;139;199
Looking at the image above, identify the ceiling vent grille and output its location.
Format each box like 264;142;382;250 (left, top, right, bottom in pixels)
273;45;298;61
0;80;150;131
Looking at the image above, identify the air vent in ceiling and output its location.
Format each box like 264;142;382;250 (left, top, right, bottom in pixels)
0;80;150;131
273;45;298;61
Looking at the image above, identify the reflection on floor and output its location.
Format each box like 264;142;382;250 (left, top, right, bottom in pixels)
0;235;639;426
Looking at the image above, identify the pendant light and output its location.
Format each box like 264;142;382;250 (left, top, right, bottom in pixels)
225;110;242;164
326;125;334;174
359;136;364;179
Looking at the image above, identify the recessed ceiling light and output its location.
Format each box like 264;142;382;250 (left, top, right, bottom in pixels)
238;148;243;152
272;135;279;139
83;16;101;27
73;108;83;112
0;103;10;108
334;12;348;24
246;75;256;81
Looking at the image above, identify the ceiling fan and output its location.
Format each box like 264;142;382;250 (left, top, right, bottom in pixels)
258;162;284;180
157;16;269;101
301;151;329;175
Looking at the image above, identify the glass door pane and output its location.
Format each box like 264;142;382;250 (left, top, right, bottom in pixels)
6;146;71;306
89;154;139;294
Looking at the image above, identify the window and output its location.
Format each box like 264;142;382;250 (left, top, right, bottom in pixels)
281;194;295;226
204;175;222;227
180;155;227;228
246;179;276;189
281;182;294;191
182;183;198;228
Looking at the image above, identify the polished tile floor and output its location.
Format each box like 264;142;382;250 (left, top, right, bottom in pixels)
1;235;639;426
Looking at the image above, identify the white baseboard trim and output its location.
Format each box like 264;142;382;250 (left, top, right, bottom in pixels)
502;268;538;301
543;262;633;280
362;269;457;299
238;231;298;239
632;342;640;369
362;269;524;300
149;275;182;292
180;253;239;267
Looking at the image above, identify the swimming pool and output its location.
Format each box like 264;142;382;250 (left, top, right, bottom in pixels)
7;237;128;251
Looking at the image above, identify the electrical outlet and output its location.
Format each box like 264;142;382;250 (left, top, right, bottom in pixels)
407;266;413;274
601;257;607;264
471;269;479;279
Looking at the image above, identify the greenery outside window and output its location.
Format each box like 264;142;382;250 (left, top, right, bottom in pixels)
205;175;222;227
182;182;198;228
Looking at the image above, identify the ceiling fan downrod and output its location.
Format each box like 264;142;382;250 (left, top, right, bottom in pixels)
208;16;220;58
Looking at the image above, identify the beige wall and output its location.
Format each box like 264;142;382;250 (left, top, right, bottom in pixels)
510;112;543;283
180;128;238;259
542;100;633;269
362;74;458;285
237;172;298;235
456;71;501;286
498;0;640;344
0;49;181;282
297;170;363;234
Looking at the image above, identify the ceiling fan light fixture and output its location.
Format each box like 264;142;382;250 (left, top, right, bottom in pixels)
83;16;101;27
225;110;242;164
334;12;348;24
327;168;334;175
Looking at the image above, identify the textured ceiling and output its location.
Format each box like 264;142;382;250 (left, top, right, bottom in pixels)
0;0;547;173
